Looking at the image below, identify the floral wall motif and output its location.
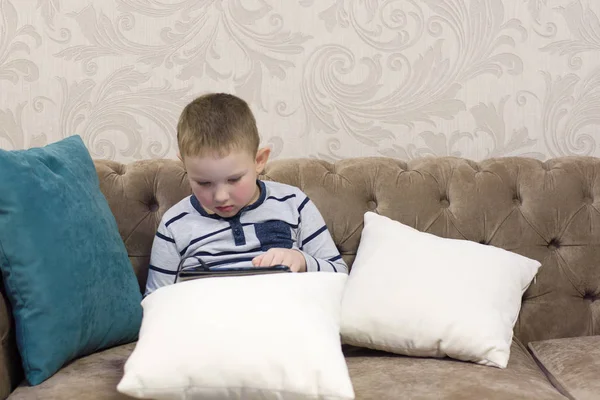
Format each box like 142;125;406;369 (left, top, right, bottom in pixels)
1;0;599;162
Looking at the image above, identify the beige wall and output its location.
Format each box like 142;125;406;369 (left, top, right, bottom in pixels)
1;0;599;162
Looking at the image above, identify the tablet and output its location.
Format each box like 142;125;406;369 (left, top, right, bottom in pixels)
176;265;291;282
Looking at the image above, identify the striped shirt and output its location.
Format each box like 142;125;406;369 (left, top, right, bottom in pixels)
145;180;348;296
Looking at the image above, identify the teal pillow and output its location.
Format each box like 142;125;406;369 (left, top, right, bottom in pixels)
0;135;142;385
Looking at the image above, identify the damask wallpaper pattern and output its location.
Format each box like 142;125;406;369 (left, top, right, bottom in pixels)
0;0;599;162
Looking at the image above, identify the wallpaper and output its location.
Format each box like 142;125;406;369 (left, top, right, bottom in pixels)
1;0;599;163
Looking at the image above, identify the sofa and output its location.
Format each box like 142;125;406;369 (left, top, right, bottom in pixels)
1;155;599;400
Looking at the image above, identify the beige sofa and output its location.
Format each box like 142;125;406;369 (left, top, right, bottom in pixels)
1;156;599;400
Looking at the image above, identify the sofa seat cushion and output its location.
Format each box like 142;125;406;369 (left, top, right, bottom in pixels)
7;339;564;400
528;336;600;400
8;344;136;400
344;339;565;400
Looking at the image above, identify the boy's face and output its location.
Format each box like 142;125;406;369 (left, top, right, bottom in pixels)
182;147;270;218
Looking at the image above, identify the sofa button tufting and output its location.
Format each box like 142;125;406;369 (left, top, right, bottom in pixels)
440;196;450;208
547;238;560;250
583;292;598;302
148;198;159;212
513;195;522;205
584;196;593;205
367;201;377;210
113;165;126;176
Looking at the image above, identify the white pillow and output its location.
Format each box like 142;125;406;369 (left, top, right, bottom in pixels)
340;212;541;368
117;272;355;400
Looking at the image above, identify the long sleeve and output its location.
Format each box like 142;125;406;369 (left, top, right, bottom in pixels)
145;221;181;296
296;196;348;274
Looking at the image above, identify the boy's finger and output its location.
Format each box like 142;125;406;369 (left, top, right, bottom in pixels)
252;255;262;266
261;252;276;266
271;253;285;266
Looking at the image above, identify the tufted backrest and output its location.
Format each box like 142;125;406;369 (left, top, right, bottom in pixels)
94;156;600;344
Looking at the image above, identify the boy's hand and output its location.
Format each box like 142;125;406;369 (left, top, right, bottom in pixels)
252;248;307;272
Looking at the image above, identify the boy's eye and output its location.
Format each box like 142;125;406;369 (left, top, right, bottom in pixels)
196;181;211;187
228;177;242;183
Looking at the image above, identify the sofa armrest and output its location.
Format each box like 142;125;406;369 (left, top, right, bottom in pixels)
0;288;23;400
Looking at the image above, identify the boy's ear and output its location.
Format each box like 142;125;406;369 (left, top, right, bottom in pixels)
177;152;183;162
255;147;271;174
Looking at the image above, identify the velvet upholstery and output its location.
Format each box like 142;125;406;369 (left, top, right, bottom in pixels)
8;344;136;400
0;289;21;400
94;157;599;344
344;339;566;400
529;336;600;400
2;155;599;399
8;340;564;400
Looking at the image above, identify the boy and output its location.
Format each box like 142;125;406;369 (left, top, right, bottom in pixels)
145;93;348;296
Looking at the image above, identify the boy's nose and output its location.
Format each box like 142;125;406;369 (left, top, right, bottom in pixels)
214;188;229;203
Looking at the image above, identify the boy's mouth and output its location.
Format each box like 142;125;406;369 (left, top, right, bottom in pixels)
215;205;234;213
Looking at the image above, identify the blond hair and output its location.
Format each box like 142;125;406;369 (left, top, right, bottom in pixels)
177;93;259;158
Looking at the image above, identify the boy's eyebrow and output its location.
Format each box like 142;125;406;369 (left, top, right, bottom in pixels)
192;170;248;181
